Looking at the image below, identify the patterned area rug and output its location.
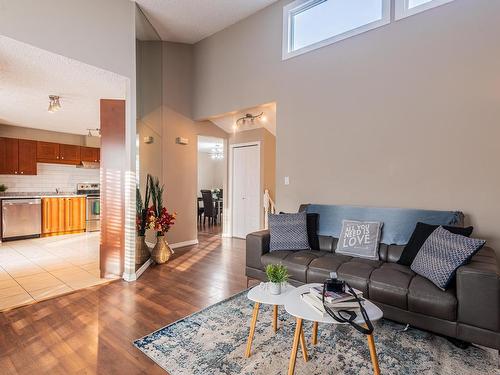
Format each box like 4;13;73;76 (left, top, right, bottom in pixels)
134;291;498;375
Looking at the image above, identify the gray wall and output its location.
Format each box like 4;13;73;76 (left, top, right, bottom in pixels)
193;0;500;251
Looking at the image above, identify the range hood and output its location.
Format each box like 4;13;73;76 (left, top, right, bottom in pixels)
78;161;100;169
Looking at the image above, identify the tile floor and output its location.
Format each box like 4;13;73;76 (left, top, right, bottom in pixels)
0;232;117;311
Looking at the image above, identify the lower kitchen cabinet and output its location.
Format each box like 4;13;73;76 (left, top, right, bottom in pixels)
42;197;86;236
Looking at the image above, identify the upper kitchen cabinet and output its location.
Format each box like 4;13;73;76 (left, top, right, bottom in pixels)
0;137;37;175
59;144;81;164
18;139;37;175
37;141;60;162
80;146;100;163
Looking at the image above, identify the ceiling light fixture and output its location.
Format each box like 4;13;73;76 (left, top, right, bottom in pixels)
210;144;224;160
234;112;264;131
48;95;61;113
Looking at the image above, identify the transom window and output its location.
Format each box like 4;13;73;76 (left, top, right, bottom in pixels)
395;0;456;20
282;0;390;60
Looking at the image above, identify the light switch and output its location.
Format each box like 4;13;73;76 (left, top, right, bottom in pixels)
284;176;290;185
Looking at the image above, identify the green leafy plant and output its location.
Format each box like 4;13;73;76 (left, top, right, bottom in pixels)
136;176;152;236
265;264;289;284
0;184;7;193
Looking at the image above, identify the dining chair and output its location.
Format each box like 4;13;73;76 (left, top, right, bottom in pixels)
201;190;217;225
197;197;204;225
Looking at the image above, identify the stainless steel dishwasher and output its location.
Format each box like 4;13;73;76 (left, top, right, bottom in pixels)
1;198;42;240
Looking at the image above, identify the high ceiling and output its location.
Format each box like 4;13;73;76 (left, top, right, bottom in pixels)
0;36;127;135
210;102;276;135
134;0;279;43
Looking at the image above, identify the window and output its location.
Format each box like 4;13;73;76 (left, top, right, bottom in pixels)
282;0;390;60
395;0;456;20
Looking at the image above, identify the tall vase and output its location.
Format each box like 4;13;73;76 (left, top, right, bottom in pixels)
151;235;173;264
135;235;150;265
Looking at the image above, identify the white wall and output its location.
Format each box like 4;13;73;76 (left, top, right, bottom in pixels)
0;164;99;193
197;152;224;193
193;0;500;252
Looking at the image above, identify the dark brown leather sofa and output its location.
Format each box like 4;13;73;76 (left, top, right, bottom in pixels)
246;228;500;351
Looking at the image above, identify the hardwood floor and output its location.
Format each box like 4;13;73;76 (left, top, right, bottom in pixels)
0;228;250;374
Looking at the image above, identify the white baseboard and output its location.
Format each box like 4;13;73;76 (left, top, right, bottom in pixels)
170;239;199;249
135;258;153;279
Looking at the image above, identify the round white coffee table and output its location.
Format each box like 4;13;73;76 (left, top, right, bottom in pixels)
284;283;384;375
245;283;300;358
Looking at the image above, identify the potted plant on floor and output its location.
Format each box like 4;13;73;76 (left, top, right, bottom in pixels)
135;180;151;265
265;264;289;295
147;175;177;264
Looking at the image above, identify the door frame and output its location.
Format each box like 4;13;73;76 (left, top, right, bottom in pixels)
228;141;261;238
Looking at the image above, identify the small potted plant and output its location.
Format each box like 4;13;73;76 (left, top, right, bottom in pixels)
265;264;289;295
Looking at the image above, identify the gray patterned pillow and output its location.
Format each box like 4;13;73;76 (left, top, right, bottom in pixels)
411;226;485;290
269;212;310;251
336;220;383;260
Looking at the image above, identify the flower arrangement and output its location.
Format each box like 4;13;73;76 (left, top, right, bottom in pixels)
146;175;176;236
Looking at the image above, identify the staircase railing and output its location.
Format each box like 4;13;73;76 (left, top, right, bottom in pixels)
263;189;276;229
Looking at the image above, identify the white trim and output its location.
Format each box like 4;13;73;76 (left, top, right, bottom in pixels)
229;141;261;239
135;258;153;279
282;0;391;60
170;239;199;249
395;0;455;20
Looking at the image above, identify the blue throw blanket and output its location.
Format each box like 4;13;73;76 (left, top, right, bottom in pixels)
304;204;464;245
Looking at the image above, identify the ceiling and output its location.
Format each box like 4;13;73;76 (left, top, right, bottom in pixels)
0;36;127;135
210;102;276;135
134;0;279;43
198;136;224;153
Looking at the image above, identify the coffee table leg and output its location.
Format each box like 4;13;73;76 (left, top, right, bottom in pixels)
366;332;380;375
273;305;278;333
245;302;260;358
288;318;303;375
312;321;318;345
299;326;308;362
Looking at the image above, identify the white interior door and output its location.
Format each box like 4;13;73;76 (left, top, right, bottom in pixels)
232;144;260;238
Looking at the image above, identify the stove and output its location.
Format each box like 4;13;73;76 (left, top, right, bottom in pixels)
77;183;100;232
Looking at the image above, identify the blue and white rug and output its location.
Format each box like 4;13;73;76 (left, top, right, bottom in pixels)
134;291;498;374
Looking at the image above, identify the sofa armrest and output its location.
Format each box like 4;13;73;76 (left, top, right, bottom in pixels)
456;247;499;332
246;230;270;271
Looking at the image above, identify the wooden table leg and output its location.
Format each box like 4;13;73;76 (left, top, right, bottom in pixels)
273;305;278;333
299;326;308;362
288;318;302;375
312;321;318;345
245;302;260;358
367;332;380;375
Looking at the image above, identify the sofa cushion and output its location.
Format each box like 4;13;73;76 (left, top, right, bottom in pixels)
337;259;382;297
336;220;383;260
369;263;415;309
269;212;310;251
306;253;352;283
262;250;322;283
408;275;457;321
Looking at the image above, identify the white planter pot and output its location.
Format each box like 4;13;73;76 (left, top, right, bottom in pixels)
269;282;281;295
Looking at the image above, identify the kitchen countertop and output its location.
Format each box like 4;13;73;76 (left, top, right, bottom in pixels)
0;193;87;199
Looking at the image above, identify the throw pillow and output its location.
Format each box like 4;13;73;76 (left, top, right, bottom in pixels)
410;226;485;290
269;212;310;251
398;222;474;266
280;212;320;250
335;220;383;260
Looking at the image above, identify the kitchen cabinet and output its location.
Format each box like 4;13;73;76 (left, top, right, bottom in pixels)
0;138;37;175
80;146;100;163
59;144;81;164
37;141;60;162
42;197;86;236
18;139;37;175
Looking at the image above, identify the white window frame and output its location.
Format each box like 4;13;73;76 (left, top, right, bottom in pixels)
282;0;391;60
395;0;456;20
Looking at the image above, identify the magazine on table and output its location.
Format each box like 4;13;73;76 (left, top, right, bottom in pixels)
309;285;363;304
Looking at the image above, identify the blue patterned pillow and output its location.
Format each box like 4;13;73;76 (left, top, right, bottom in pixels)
410;226;485;290
269;212;310;251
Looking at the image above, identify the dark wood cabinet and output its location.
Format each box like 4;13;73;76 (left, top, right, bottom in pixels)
18;139;37;175
59;144;81;164
0;137;19;174
81;146;100;162
37;141;60;162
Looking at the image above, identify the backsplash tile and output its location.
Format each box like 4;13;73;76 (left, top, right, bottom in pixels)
0;163;99;193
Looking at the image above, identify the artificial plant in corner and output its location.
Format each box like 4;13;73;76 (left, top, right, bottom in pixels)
147;174;176;264
135;179;152;265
